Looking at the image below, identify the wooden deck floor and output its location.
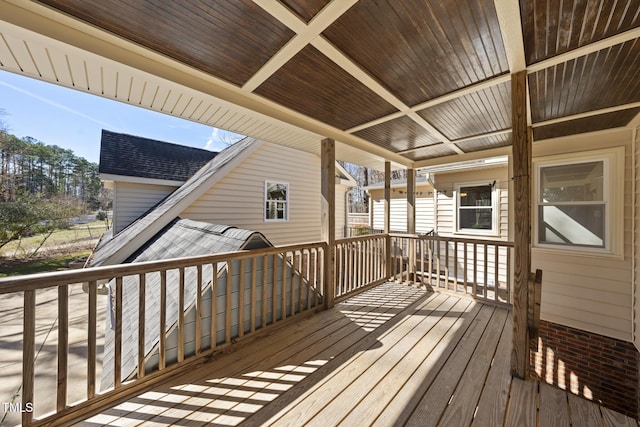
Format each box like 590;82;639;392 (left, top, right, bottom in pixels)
78;283;637;427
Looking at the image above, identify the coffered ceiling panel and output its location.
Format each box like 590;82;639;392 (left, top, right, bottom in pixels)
37;0;294;86
353;116;441;153
279;0;332;23
528;39;640;123
0;0;637;168
533;108;640;140
254;45;398;130
521;0;640;65
322;0;509;106
417;82;511;140
454;132;512;152
404;144;459;161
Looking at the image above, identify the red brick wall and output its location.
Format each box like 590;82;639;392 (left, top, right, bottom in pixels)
530;320;639;419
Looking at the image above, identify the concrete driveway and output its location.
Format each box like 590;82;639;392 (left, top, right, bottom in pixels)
0;284;107;426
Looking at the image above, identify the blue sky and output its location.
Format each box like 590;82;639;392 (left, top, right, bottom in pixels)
0;70;243;163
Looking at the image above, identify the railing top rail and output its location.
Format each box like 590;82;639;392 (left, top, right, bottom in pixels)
389;233;514;247
0;241;327;294
336;233;389;244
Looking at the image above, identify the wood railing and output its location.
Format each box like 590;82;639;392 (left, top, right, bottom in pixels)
334;234;388;301
0;233;513;426
390;234;514;306
0;242;325;426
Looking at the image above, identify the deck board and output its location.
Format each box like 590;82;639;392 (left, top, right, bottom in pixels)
78;282;638;427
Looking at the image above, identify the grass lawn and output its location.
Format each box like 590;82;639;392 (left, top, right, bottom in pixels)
0;250;92;277
0;220;108;258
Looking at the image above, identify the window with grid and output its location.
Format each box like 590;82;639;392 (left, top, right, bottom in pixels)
265;181;288;221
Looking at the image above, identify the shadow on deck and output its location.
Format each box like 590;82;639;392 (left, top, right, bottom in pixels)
78;283;636;427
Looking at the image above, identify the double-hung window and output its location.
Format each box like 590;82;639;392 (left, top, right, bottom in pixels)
457;183;496;234
534;147;623;257
265;181;288;221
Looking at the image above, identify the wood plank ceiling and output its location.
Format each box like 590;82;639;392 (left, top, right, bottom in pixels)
0;0;638;168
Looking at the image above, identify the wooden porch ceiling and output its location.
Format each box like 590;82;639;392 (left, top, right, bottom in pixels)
0;0;638;168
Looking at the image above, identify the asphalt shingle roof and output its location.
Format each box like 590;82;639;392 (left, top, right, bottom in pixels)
91;136;260;267
101;218;272;389
99;129;218;182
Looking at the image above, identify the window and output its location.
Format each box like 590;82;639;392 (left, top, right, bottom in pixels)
534;147;624;257
457;183;496;234
265;181;288;221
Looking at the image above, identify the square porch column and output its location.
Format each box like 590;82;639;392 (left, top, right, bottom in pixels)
321;138;336;309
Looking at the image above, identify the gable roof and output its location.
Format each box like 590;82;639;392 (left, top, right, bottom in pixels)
91;136;263;267
101;218;272;389
99;129;218;182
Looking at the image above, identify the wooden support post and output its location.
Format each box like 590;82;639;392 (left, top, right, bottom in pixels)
407;168;416;282
321;138;336;309
407;168;416;234
511;70;531;379
384;161;392;279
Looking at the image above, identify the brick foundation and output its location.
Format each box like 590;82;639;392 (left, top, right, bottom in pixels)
530;320;639;419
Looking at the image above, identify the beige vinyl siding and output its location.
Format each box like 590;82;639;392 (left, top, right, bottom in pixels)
370;185;434;233
416;195;435;233
532;129;634;342
181;143;322;246
336;184;347;238
433;166;509;240
113;182;177;234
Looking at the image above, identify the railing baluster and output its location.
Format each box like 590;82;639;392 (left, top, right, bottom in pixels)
137;274;145;379
427;237;432;287
114;276;123;387
262;256;268;328
87;280;97;399
226;262;232;344
159;270;167;369
444;240;449;290
239;259;245;338
22;289;35;426
211;263;218;350
484;243;489;301
57;284;68;411
305;249;311;310
472;243;478;298
506;248;512;304
251;257;257;333
436;238;441;288
453;241;458;291
463;243;468;294
282;252;287;320
288;252;296;316
272;254;278;323
297;251;303;313
494;244;500;303
178;268;185;362
196;265;202;353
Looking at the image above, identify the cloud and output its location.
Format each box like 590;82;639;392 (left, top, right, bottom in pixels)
0;80;120;130
205;128;244;151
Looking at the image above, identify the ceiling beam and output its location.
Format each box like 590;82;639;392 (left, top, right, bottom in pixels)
493;0;526;73
527;27;640;73
413;145;513;169
245;0;357;92
532;102;640;128
0;0;414;168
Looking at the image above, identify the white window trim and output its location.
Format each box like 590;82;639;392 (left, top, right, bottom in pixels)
533;146;624;259
264;180;289;222
455;181;499;236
